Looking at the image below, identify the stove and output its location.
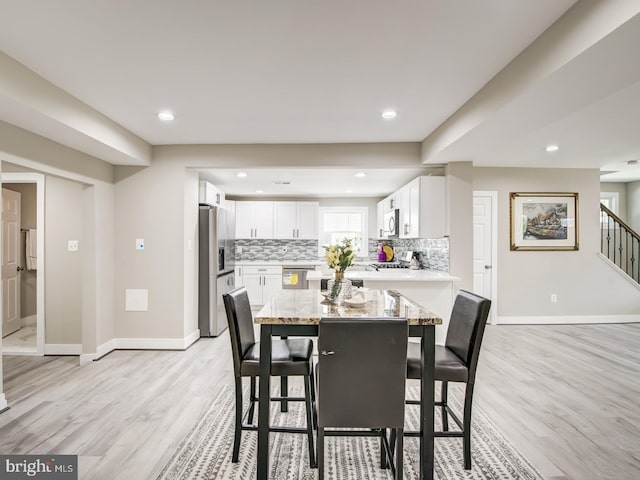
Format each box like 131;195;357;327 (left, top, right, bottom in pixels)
370;263;409;269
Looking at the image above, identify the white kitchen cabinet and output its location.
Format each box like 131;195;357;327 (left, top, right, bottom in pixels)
400;176;446;239
199;181;225;207
274;201;318;239
242;265;283;306
235;201;274;239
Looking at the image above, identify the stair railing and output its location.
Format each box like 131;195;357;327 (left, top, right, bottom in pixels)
600;203;639;285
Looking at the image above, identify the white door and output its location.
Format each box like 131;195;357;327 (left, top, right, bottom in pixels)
2;188;22;337
473;193;494;321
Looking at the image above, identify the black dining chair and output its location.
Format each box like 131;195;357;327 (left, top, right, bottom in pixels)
405;289;491;470
316;317;408;480
222;287;316;467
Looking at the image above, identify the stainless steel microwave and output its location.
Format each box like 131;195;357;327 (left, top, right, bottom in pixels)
383;209;400;237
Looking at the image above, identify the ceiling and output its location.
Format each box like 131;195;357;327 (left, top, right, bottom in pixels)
1;0;640;194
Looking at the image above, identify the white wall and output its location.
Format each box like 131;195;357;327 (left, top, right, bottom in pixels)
474;167;640;320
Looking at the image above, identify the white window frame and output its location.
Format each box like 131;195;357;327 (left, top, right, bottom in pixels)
317;206;369;257
600;192;619;224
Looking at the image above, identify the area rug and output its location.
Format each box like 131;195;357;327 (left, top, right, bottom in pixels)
156;384;544;480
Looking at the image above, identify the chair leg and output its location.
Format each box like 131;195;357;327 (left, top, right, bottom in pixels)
247;376;257;424
318;427;324;478
232;376;243;463
304;376;317;468
463;383;475;470
281;376;289;412
310;365;317;430
441;381;449;432
380;428;388;469
395;428;403;480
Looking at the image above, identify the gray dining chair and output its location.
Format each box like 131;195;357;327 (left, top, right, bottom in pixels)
316;317;408;480
405;289;491;469
222;287;316;467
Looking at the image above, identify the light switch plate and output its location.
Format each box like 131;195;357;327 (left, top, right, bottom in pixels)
68;240;79;252
136;238;145;250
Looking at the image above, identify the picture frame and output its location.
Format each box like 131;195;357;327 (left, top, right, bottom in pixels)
510;192;579;251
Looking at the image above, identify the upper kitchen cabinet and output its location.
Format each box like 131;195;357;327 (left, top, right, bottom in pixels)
199;181;225;207
235;201;274;239
274;201;319;239
399;176;446;239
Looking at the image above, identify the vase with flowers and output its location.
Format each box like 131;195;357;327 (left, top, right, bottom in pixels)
323;237;357;303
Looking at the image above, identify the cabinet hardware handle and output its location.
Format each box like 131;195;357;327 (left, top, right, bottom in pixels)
484;265;492;270
321;350;335;356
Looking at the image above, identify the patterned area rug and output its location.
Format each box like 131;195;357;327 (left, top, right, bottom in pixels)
156;384;543;480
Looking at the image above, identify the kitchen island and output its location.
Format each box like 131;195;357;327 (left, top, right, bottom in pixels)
307;269;459;344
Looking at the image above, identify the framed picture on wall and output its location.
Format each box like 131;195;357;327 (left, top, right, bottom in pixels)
510;192;579;251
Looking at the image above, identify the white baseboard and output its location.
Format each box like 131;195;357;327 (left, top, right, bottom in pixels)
20;314;36;327
496;314;640;325
44;344;82;355
183;329;200;349
82;332;202;363
0;393;7;412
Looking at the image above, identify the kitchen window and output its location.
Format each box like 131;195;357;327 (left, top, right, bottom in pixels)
318;207;368;257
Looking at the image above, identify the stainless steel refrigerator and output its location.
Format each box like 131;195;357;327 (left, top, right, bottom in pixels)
199;203;235;337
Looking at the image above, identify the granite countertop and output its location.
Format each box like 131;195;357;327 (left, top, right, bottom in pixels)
307;269;459;282
254;289;442;325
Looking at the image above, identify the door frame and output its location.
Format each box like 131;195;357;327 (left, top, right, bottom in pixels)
1;173;45;355
472;191;498;324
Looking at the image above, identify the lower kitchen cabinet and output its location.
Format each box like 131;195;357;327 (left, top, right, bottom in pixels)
241;265;283;306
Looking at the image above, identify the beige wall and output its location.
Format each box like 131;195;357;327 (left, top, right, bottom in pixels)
474;167;640;318
45;176;85;344
628;180;640;231
1;125;116;354
3;183;37;318
446;162;473;291
114;160;188;339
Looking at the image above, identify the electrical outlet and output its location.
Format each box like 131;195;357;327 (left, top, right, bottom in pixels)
550;294;558;303
68;240;79;252
136;238;145;250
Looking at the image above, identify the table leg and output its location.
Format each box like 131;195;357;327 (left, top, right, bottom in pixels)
420;325;435;480
258;325;272;480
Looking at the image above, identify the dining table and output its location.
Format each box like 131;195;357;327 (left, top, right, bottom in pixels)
254;288;442;480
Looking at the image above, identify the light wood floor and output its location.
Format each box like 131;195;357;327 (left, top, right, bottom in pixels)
1;323;639;480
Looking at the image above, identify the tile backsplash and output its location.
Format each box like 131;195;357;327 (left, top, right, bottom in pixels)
235;239;318;261
235;236;449;272
368;237;450;272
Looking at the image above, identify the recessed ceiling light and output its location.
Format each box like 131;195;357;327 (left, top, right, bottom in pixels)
627;159;638;165
346;189;353;194
237;172;247;178
381;110;397;120
545;144;559;153
255;189;264;194
355;172;367;178
158;111;175;121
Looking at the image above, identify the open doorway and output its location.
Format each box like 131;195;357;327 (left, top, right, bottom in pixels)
1;173;45;355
